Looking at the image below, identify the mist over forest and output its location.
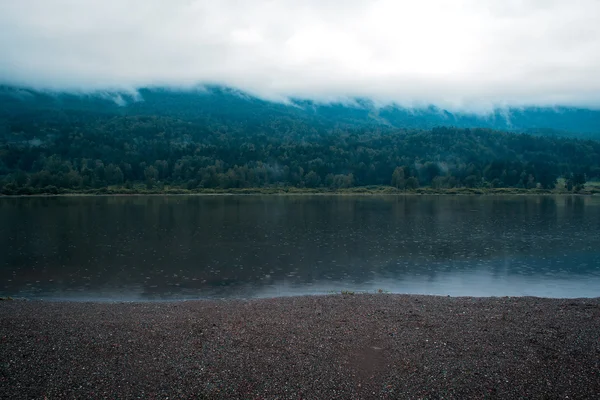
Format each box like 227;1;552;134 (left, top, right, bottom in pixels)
1;85;599;195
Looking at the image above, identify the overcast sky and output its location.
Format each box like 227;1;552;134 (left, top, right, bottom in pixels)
1;0;599;109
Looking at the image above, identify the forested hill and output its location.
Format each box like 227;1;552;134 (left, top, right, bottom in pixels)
1;85;600;194
2;85;600;137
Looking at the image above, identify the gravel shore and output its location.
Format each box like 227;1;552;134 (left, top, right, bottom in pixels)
1;295;599;399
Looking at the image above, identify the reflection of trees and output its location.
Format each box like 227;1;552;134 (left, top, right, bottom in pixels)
1;195;599;299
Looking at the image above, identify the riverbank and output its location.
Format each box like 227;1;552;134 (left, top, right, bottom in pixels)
1;295;599;399
1;185;599;196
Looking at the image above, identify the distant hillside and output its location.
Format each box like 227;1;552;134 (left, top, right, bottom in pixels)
1;85;599;139
1;84;600;195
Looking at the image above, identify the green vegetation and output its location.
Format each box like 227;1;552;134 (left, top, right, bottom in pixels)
1;88;600;196
5;185;597;196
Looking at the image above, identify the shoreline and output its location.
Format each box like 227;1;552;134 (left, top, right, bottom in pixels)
2;184;600;197
1;189;599;198
2;292;600;303
2;294;599;399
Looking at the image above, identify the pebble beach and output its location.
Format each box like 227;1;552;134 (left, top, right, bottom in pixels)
1;294;599;399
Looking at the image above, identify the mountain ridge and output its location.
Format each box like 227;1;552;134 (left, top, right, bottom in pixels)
1;85;599;138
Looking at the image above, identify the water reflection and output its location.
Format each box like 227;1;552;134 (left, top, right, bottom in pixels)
1;195;599;300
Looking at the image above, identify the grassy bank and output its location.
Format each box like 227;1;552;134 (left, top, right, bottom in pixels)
1;184;599;196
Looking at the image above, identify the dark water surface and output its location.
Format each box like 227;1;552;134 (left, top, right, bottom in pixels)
1;195;599;300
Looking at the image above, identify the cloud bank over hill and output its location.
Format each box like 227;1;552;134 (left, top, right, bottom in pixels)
1;0;600;110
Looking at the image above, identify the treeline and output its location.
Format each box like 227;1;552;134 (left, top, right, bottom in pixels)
1;112;600;194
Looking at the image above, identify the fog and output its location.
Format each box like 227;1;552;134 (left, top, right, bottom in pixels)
1;0;600;110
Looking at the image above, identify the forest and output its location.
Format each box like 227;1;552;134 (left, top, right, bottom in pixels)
1;87;599;195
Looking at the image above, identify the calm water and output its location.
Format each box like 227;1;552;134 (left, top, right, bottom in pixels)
1;195;599;300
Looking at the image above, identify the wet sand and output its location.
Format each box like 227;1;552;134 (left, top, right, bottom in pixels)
1;295;599;399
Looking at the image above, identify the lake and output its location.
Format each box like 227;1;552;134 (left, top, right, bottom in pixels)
1;195;599;300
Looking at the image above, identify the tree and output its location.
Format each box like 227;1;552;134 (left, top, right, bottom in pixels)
93;160;106;187
421;162;442;185
432;176;448;189
326;173;353;189
573;172;586;188
14;171;29;187
154;160;169;180
566;178;574;192
405;177;419;190
464;175;479;188
144;166;159;189
566;172;586;192
105;164;124;185
526;174;537;189
304;171;321;188
391;167;406;189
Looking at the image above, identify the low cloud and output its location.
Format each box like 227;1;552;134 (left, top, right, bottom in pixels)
1;0;599;110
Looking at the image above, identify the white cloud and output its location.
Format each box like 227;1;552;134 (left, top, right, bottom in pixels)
0;0;599;110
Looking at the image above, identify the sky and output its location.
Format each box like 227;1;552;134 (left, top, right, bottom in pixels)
1;0;599;110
